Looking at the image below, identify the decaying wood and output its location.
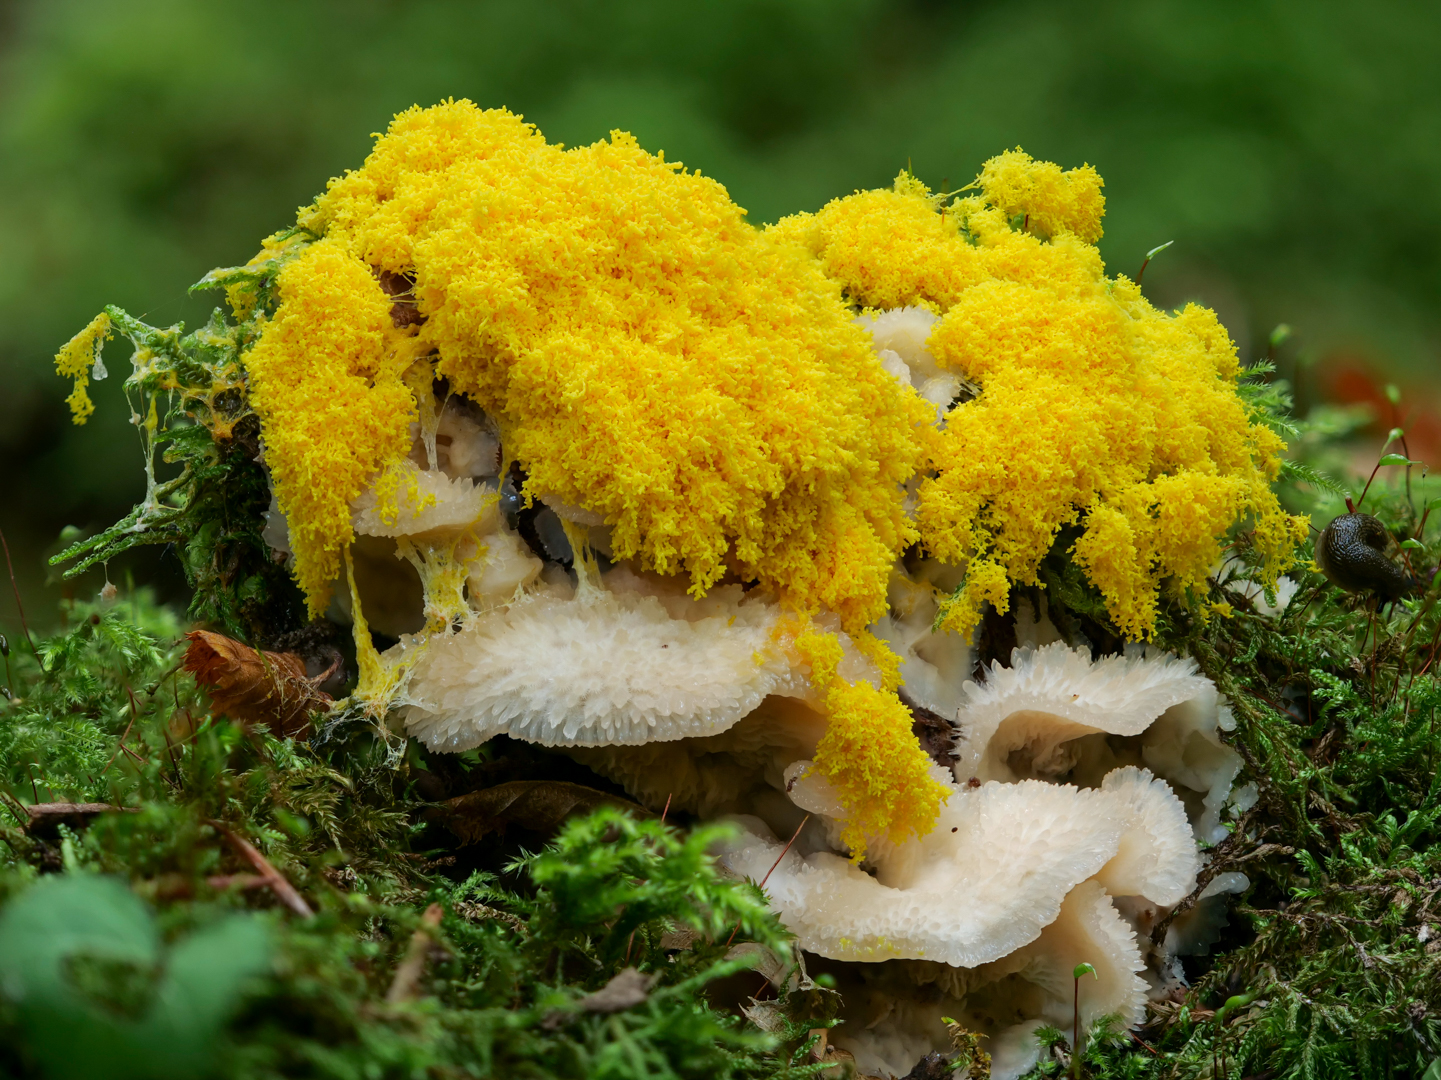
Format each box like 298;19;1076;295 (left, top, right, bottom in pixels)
23;801;138;839
183;629;333;737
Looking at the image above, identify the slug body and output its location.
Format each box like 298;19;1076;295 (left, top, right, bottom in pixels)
1315;512;1414;602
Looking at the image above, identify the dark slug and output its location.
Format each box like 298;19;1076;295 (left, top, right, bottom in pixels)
1315;512;1415;602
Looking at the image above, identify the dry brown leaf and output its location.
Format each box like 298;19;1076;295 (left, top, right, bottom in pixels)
183;630;333;737
436;780;648;845
579;968;656;1013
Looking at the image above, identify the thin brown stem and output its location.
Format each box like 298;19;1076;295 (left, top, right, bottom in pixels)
208;819;314;917
103;686;144;774
0;525;35;655
725;814;811;948
385;903;445;1004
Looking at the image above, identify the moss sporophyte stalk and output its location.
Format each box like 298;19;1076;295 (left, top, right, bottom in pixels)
53;101;1304;852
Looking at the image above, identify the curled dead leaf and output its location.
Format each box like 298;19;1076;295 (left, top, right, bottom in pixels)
183;630;333;737
580;967;656;1013
435;780;648;845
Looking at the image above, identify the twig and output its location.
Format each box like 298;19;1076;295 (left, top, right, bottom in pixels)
386;902;445;1004
0;790;35;828
1128;1030;1161;1057
0;525;35;655
1135;240;1174;286
208;819;314;917
207;872;269;891
726;814;810;947
103;686;144;774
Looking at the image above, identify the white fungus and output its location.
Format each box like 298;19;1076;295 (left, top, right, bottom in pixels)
400;583;811;751
719;764;1197;969
857;306;963;420
351;459;496;539
872;559;973;722
951;642;1245;843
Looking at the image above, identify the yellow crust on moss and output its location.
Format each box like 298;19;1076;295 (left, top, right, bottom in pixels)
54;312;112;425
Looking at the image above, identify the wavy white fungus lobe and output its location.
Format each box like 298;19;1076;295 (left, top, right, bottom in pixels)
569;696;831;818
432;400;500;479
857;306;941;378
1090;767;1201;906
857;306;961;419
719;765;1197;968
952;642;1244;840
1164;871;1251;957
872;559;972;721
1140;691;1245;845
955;643;1215;782
400;583;811;751
971;881;1150;1080
465;528;542;608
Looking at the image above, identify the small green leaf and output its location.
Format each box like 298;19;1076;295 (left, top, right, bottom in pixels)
1378;454;1414;467
1427;497;1441;512
1268;323;1292;348
1401;538;1424;551
1145;240;1174;261
1073;962;1098;980
1385;383;1402;405
1419;1056;1441;1080
1386;427;1405;443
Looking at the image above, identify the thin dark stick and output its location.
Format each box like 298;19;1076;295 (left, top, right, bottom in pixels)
1356;428;1405;511
1127;1031;1161;1057
2;632;13;698
0;525;35;654
27;764;39;803
208;819;314;917
159;723;182;787
725;814;810;948
659;792;672;826
104;687;143;774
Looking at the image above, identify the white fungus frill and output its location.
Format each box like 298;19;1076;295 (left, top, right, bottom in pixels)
953;641;1245;843
400;584;810;751
834;881;1152;1080
719;764;1197;968
570;696;832;819
872;559;973;721
1091;767;1203;906
857;306;963;419
969;881;1151;1079
954;642;1215;783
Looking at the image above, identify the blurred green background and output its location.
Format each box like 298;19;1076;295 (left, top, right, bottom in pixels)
2;0;1438;627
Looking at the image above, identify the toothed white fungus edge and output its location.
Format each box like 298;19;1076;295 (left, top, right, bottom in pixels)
399;584;812;751
719;765;1197;968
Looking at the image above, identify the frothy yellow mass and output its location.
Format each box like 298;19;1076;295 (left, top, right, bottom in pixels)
208;102;1300;846
279;102;931;632
789;151;1306;640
